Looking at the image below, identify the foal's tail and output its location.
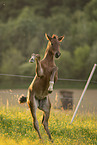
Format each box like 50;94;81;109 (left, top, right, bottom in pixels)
18;94;27;104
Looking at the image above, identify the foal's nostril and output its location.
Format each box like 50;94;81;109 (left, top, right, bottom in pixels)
59;52;61;56
55;52;61;58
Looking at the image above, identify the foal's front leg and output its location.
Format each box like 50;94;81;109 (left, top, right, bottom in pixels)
35;54;44;77
29;53;44;77
48;66;58;93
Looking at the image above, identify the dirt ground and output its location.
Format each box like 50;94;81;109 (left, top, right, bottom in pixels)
0;89;97;113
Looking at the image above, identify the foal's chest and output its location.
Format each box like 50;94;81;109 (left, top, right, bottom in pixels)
42;62;55;74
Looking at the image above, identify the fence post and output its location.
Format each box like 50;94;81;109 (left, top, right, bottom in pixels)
70;64;97;124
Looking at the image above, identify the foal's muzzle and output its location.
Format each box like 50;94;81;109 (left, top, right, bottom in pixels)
55;52;61;58
29;55;35;63
29;58;35;63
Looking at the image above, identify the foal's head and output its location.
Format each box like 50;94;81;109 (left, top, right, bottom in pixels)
45;34;64;58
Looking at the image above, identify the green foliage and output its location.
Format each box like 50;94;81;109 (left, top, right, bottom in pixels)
89;42;97;65
85;0;97;20
56;49;73;78
19;62;35;76
73;45;90;78
1;48;24;74
0;0;97;86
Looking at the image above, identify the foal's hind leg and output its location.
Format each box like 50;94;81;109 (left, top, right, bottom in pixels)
27;90;42;139
38;97;52;141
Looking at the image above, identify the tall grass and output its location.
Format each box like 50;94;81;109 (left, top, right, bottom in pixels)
0;106;97;145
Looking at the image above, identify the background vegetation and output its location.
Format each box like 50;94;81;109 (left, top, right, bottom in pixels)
0;0;97;87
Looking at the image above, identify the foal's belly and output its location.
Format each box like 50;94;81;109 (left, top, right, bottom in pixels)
35;91;48;100
30;75;50;100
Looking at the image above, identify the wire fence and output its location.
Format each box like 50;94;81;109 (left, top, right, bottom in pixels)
0;73;97;84
0;73;97;99
0;73;97;113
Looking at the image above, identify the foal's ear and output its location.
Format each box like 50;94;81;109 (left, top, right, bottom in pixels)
45;33;52;41
58;36;64;42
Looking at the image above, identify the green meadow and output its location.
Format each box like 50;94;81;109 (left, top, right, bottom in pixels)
0;107;97;145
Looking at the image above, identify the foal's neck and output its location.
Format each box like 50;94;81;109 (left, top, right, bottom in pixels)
44;49;55;64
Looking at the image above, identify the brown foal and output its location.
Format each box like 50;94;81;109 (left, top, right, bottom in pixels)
18;34;64;141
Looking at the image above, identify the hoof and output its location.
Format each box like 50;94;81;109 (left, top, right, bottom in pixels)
29;53;36;63
51;139;54;143
48;86;53;93
48;81;54;94
48;90;53;94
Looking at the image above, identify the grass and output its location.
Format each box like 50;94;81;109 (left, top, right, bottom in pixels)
0;106;97;145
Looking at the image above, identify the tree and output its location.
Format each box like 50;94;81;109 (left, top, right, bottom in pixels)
1;48;24;76
85;0;97;21
0;0;97;85
73;45;90;78
56;49;73;78
19;62;36;76
88;42;97;80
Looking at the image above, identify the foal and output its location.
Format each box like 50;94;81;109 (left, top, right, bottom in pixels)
18;34;64;141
